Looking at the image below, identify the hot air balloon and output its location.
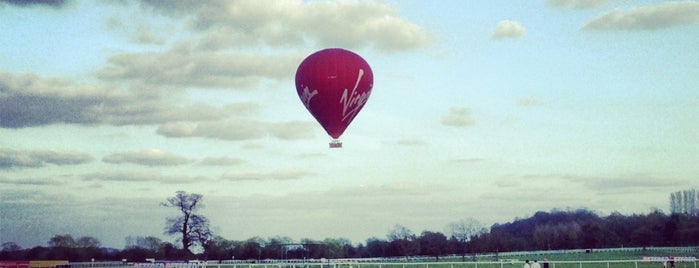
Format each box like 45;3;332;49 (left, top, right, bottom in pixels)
295;48;374;148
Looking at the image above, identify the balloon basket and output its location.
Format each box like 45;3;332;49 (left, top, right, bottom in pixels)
329;139;342;148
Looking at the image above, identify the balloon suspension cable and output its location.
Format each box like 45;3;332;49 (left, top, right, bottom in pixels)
329;139;343;148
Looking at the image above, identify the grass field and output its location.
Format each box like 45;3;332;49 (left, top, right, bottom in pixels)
407;249;698;263
481;249;697;262
343;262;697;268
69;248;694;268
199;248;698;268
206;261;697;268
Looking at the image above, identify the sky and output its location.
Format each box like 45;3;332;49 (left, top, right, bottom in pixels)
1;0;699;250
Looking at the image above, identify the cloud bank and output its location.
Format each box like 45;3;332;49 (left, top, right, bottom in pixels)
156;121;316;141
102;149;192;166
0;148;93;169
583;1;699;31
97;50;301;89
221;168;315;181
0;0;69;8
137;0;433;51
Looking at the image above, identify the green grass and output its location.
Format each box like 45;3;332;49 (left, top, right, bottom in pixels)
207;249;697;268
489;249;698;262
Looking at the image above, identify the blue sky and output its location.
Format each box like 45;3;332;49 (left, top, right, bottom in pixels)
1;0;698;249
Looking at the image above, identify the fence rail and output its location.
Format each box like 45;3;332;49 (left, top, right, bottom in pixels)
58;259;699;268
58;247;699;268
194;260;698;268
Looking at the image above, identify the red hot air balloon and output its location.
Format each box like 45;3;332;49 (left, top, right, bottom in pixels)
295;48;374;148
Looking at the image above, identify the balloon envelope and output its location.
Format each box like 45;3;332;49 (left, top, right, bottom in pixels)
295;48;374;141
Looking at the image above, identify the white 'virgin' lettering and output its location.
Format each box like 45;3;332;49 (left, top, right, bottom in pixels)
339;69;370;122
300;86;318;107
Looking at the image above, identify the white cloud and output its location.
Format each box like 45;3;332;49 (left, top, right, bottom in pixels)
450;158;485;164
97;50;301;89
0;148;94;169
82;171;207;184
138;0;433;51
0;176;64;186
0;71;269;128
198;156;243;166
547;0;612;9
441;107;475;127
557;173;688;194
96;0;433;92
156;120;316;141
519;98;542;107
220;168;315;181
492;20;526;40
102;149;192;166
583;1;699;31
267;121;318;140
0;71;127;128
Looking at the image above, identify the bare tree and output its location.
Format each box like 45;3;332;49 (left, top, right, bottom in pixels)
387;224;414;241
191;214;213;254
162;191;212;254
447;218;484;261
386;224;418;257
1;242;22;252
48;234;76;248
125;236;163;251
76;236;101;248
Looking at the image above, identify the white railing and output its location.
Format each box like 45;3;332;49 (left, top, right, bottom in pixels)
61;247;699;268
196;259;698;268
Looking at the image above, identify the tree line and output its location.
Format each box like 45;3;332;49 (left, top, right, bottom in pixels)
2;190;698;262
